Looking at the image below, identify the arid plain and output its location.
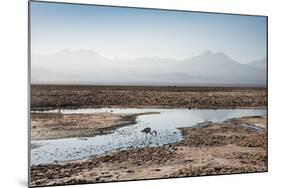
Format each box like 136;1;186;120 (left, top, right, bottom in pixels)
30;85;267;187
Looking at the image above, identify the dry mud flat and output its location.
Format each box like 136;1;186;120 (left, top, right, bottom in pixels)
31;85;267;109
31;116;267;187
31;112;156;140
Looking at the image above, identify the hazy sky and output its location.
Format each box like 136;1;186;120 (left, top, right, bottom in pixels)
30;1;267;63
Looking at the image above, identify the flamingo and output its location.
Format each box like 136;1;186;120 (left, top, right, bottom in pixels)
141;127;157;138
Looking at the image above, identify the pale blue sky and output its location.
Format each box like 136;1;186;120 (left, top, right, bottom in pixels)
30;1;267;63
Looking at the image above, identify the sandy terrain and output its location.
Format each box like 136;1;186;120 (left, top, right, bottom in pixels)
31;85;267;109
31;112;156;140
30;116;267;187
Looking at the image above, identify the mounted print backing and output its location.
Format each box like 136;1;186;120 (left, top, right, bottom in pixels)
29;1;268;187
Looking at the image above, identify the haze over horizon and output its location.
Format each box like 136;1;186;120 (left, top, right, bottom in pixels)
30;2;267;86
31;49;267;86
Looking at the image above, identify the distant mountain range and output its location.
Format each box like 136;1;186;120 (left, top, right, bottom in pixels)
31;49;267;86
246;58;266;71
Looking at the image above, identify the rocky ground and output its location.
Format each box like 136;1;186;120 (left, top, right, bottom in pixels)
30;116;267;187
31;85;267;110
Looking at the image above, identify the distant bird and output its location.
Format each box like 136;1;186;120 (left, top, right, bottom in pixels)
56;107;64;124
141;127;157;138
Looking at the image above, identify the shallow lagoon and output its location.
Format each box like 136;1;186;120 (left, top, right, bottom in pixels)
31;108;266;165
